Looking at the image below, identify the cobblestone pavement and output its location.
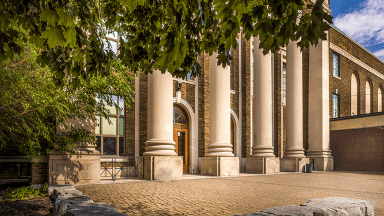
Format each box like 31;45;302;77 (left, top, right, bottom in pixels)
76;172;384;215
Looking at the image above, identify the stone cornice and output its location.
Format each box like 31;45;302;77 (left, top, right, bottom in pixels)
330;43;384;81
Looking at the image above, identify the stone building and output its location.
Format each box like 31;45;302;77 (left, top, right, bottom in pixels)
1;1;384;187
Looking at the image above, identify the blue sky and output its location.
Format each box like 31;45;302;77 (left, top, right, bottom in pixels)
331;0;384;60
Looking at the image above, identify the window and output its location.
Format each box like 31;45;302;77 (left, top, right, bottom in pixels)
185;71;195;81
230;49;234;90
333;94;340;118
251;49;254;94
366;81;372;114
95;95;125;156
333;52;340;77
283;62;287;104
379;87;383;112
351;73;358;115
105;32;119;55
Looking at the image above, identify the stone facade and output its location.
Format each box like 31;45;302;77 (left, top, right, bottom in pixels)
3;2;384;185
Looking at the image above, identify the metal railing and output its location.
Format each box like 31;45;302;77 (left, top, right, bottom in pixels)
100;157;143;181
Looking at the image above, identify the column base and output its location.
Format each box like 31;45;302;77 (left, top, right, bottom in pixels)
200;157;239;177
49;154;100;185
246;157;280;174
143;156;183;180
309;157;334;171
280;157;309;172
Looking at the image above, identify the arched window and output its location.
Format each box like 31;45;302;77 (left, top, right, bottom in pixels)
379;87;383;112
365;81;372;114
351;74;358;115
173;106;187;124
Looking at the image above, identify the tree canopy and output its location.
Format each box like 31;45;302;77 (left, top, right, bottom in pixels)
1;0;332;89
0;43;134;160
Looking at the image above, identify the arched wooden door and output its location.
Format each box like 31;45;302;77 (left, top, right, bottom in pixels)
173;106;189;173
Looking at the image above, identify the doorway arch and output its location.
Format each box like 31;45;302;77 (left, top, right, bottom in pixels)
230;109;240;158
173;98;195;173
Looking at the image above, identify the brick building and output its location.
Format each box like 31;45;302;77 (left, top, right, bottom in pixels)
1;1;384;187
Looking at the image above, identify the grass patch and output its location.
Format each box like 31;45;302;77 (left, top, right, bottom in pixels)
1;182;48;201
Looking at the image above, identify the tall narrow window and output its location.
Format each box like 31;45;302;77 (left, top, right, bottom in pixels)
378;88;383;112
230;49;234;90
333;52;340;77
282;62;287;104
351;73;358;115
95;95;125;156
366;81;372;114
333;94;340;118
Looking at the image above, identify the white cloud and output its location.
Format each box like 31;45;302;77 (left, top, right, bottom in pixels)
333;0;384;47
374;49;384;59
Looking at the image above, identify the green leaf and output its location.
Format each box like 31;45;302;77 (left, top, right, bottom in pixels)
40;9;59;27
41;28;66;49
64;27;77;47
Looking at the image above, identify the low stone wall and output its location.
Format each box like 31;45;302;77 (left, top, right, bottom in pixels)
238;197;375;216
48;185;125;216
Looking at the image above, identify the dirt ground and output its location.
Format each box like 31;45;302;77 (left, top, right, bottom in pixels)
76;171;384;215
0;182;53;216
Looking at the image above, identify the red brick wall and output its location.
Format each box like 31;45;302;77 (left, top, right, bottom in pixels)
331;127;384;171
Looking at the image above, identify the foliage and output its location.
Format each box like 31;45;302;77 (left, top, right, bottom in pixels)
0;0;332;88
2;183;48;201
0;43;135;160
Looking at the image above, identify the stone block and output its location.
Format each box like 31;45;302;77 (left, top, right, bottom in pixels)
54;195;93;216
48;185;75;197
144;156;183;180
280;157;309;172
310;157;334;171
246;157;280;174
64;202;125;216
52;189;82;200
243;205;330;216
200;157;239;176
301;197;375;216
49;154;100;185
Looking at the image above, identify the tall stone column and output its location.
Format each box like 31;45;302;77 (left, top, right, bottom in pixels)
308;34;333;171
144;70;176;156
143;70;183;180
246;37;280;174
206;52;234;157
285;40;306;158
280;40;308;172
200;52;239;176
252;37;274;157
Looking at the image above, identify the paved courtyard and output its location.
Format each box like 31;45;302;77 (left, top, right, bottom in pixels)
76;172;384;215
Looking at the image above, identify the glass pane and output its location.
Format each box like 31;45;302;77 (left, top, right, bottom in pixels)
106;31;118;40
96;136;101;154
95;115;100;134
105;95;118;114
103;137;117;155
119;117;124;135
119;138;124;156
109;40;118;54
102;116;117;135
178;132;186;164
119;97;124;115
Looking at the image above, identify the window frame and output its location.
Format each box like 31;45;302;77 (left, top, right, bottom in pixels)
333;52;340;77
95;95;125;156
282;62;287;105
332;93;340;118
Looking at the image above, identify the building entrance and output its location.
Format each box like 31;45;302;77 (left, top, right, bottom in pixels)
173;106;189;173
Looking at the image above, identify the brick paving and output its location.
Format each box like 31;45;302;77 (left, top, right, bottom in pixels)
76;172;384;215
